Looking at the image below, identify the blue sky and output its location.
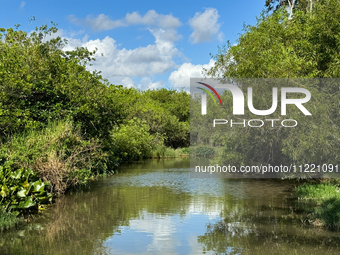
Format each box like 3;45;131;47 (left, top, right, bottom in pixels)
1;0;265;90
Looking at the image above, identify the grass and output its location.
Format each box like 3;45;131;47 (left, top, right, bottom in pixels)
1;120;104;194
150;145;224;159
296;183;339;201
0;207;21;231
150;146;190;158
295;183;340;229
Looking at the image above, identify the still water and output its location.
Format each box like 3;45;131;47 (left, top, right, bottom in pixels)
1;158;340;255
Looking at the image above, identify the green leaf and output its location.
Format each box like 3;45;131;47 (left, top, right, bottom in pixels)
17;196;36;209
10;169;23;179
0;184;9;198
17;187;26;198
32;180;45;193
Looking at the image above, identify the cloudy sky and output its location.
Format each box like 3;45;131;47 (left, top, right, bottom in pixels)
1;0;264;90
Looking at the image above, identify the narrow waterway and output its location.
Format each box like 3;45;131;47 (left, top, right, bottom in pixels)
1;158;340;255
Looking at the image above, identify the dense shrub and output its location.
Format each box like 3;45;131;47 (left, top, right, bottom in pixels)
127;93;190;149
191;147;215;158
0;25;126;143
0;120;105;194
110;118;156;162
296;183;340;229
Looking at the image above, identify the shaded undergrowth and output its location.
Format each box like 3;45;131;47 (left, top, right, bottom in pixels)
295;183;340;229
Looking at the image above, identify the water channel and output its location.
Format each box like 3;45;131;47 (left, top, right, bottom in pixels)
1;158;340;254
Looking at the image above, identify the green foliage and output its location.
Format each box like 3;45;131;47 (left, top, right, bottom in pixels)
207;9;317;79
191;147;215;158
1;120;105;194
110;118;155;162
150;144;167;158
265;0;314;13
0;22;191;222
201;0;340;167
0;22;190;166
208;0;340;79
296;183;339;201
0;23;126;143
128;89;190;149
142;88;190;122
151;146;190;158
0;207;20;231
181;147;190;155
296;183;340;229
0;166;52;211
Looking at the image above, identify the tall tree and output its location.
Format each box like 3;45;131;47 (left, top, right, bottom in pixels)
202;0;340;166
265;0;312;13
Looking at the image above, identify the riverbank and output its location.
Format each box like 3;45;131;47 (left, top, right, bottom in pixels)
0;147;190;231
295;182;340;229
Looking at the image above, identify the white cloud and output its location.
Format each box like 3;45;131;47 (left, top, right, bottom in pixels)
150;28;182;43
189;8;223;44
125;10;181;29
121;77;136;88
69;14;125;31
138;77;165;90
78;36;179;77
65;11;183;87
64;10;186;89
104;76;164;90
55;28;180;87
19;1;25;9
168;59;215;87
69;10;181;32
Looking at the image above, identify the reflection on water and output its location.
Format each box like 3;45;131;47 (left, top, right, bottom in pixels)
1;158;340;254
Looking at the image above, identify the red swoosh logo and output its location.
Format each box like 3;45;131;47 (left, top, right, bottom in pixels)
197;82;223;106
